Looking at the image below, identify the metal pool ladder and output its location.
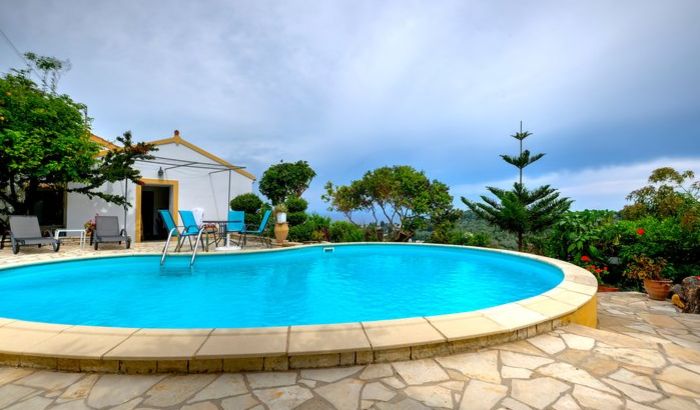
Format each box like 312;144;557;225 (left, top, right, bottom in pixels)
160;226;208;266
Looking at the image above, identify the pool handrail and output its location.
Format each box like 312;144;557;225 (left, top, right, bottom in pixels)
174;210;200;252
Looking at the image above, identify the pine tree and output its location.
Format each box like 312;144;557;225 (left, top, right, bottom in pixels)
462;124;572;251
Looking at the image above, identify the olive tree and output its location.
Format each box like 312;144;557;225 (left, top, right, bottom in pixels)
323;165;457;241
0;55;155;230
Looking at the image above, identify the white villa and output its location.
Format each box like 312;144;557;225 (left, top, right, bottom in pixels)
65;130;255;242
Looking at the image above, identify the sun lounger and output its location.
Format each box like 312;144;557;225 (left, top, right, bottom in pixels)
8;215;60;254
93;216;131;250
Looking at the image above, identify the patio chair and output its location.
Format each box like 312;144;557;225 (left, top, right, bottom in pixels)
8;215;60;254
226;210;245;245
177;210;208;252
158;209;180;235
241;209;272;248
93;216;131;250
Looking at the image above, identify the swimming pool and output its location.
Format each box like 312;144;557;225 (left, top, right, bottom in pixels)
0;244;563;328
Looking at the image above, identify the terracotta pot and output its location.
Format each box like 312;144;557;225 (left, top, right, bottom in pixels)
274;222;289;244
643;278;673;300
597;284;620;293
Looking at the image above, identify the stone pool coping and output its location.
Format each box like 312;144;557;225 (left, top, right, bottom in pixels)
0;243;598;373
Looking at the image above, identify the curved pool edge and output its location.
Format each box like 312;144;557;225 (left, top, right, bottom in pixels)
0;243;598;373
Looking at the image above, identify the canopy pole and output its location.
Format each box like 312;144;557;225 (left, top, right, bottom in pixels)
123;179;128;233
227;170;231;213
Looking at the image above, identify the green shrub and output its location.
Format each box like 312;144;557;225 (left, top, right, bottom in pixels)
329;221;364;242
285;196;308;213
230;193;265;226
284;195;308;228
230;193;264;214
448;230;492;247
287;212;308;226
288;214;330;242
614;217;700;283
543;210;616;261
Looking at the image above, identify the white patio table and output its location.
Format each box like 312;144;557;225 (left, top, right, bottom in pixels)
54;229;87;249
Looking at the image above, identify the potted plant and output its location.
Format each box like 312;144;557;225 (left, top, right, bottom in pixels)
275;204;287;224
84;215;97;245
624;255;670;300
273;204;289;244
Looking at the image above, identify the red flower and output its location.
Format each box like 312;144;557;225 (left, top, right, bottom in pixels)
580;255;591;262
636;228;645;235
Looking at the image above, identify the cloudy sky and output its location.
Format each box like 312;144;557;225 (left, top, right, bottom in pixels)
2;0;699;215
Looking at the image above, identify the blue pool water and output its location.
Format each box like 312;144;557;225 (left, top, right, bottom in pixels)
0;244;563;328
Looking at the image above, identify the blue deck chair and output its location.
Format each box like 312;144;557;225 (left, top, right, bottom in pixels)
158;209;178;235
226;210;245;246
176;210;207;251
242;209;272;248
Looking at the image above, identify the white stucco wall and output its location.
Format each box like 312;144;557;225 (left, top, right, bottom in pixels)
65;141;254;241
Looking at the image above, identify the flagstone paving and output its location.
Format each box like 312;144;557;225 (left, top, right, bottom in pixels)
0;292;692;409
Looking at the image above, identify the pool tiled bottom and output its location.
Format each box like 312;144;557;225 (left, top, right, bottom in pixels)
0;292;698;409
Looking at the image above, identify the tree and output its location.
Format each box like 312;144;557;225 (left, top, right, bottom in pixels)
230;192;265;226
285;196;308;226
461;127;571;251
621;167;699;220
230;193;264;214
24;52;71;94
0;56;155;230
259;160;316;204
323;165;457;241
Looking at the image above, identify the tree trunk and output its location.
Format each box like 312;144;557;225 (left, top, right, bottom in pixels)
517;232;523;251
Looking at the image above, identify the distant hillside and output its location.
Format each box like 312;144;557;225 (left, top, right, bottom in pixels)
415;211;517;249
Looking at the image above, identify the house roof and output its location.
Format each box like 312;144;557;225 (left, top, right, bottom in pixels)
90;134;119;150
92;131;256;181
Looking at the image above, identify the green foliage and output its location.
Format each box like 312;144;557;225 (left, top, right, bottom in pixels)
329;221;365;242
230;193;264;214
545;210;616;261
621;167;699;220
447;230;493;247
323;165;456;241
463;182;571;251
259;160;316;204
288;213;330;242
79;131;156;201
285;196;308;213
24;52;71;94
283;195;308;226
462;127;571;250
287;212;308;226
613;217;699;282
0;62;154;230
538;168;700;287
230;193;264;226
623;255;668;281
612;167;700;283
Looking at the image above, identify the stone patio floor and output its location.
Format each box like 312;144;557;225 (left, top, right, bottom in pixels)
0;244;699;409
